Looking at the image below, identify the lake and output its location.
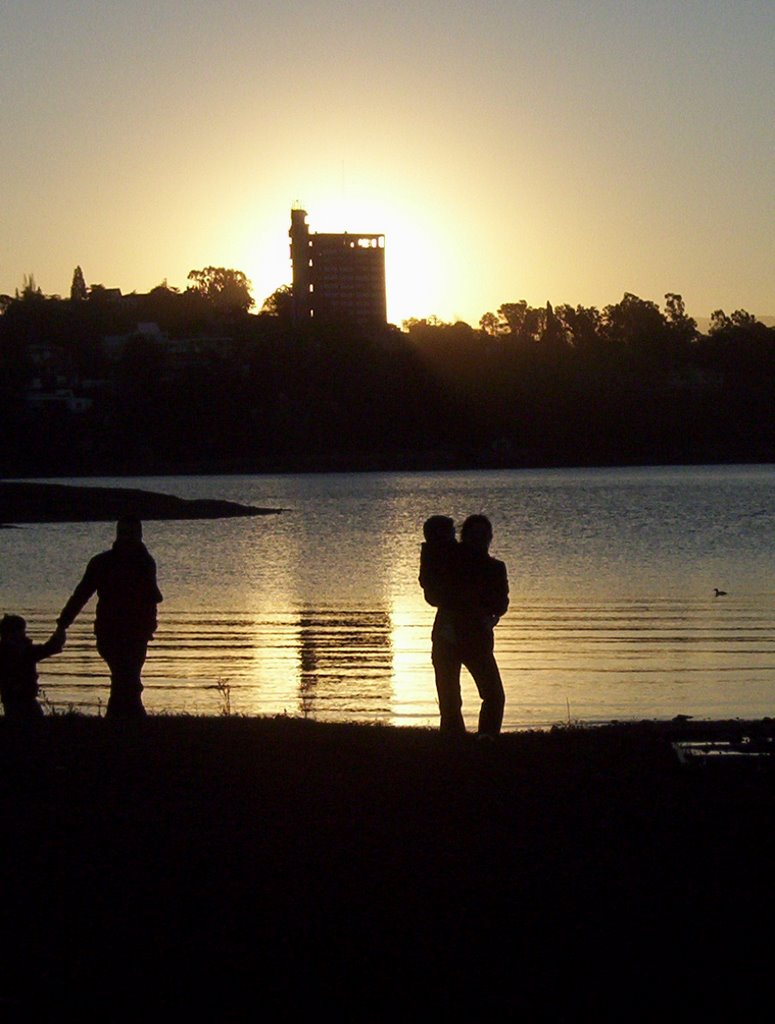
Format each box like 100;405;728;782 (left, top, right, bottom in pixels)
2;465;774;728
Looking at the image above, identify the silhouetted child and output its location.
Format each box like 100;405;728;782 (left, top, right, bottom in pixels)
0;614;65;722
419;515;458;608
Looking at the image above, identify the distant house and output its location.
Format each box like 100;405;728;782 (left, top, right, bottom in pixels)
26;341;66;369
103;322;167;359
157;335;235;368
88;286;123;303
102;322;233;367
666;366;724;393
25;382;93;414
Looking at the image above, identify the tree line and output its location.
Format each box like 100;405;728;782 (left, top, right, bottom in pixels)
1;268;773;475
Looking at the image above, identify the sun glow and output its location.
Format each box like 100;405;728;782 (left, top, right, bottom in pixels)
238;195;450;326
307;197;448;326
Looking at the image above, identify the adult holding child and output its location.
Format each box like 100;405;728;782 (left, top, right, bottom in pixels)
57;515;162;721
420;513;509;738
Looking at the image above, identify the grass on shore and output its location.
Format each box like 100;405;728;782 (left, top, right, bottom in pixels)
1;714;773;1020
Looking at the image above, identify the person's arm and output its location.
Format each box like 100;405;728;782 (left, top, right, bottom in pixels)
149;557;163;604
32;628;66;663
57;557;100;630
485;560;509;622
419;546;442;606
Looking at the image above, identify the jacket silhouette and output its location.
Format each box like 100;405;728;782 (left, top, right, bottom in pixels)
58;538;162;641
58;518;162;720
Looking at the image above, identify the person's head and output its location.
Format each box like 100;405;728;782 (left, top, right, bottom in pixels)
461;514;493;553
423;515;456;544
0;614;27;644
115;515;143;544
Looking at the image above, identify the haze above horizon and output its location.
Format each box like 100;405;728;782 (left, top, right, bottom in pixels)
1;1;772;325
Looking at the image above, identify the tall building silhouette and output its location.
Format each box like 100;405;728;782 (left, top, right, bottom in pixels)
289;207;386;328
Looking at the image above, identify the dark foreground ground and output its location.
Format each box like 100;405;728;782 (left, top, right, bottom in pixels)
1;716;774;1021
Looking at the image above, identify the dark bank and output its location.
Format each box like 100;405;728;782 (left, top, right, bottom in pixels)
2;273;775;477
0;480;281;527
1;716;772;1019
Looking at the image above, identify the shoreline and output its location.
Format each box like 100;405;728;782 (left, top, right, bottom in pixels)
4;454;774;478
0;479;283;525
31;705;775;735
6;455;774;478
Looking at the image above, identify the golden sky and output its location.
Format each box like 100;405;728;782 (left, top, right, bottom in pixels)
1;1;772;325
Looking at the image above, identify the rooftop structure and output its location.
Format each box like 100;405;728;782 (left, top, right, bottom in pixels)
289;208;386;329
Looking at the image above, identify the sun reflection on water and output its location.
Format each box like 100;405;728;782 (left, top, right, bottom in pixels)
8;467;775;727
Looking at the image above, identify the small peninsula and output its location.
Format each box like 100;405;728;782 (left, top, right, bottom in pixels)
0;480;282;526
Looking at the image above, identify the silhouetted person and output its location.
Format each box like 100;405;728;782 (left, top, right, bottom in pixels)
420;514;464;732
57;516;162;720
420;514;508;738
0;614;65;722
419;515;458;607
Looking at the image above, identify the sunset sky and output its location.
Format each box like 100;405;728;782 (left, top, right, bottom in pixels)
1;1;772;326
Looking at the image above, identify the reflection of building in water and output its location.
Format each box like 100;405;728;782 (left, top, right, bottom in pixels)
289;207;387;328
297;610;393;721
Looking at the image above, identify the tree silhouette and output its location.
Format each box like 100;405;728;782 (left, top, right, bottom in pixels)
663;293;697;346
70;266;88;302
260;284;293;321
479;311;500;337
187;267;254;314
16;274;43;302
1;271;773;475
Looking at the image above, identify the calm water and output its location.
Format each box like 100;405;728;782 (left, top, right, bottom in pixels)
3;466;775;728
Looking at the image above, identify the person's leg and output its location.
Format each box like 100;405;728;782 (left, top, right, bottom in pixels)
105;687;146;720
462;638;505;737
431;638;466;736
97;636;148;720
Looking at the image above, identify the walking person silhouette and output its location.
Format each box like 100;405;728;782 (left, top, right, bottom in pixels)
420;514;508;738
57;516;162;720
